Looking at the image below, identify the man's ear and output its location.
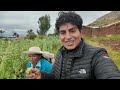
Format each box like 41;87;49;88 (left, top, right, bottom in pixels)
80;30;82;34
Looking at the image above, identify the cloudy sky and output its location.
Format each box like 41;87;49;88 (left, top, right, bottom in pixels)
0;11;111;37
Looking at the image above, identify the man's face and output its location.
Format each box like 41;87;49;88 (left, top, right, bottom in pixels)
59;23;82;50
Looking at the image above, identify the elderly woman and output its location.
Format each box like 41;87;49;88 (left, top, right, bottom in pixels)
23;46;52;79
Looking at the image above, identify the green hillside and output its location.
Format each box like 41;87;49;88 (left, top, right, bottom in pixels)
88;11;120;27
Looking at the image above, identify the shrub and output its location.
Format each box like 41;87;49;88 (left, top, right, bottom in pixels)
37;35;45;39
25;34;37;40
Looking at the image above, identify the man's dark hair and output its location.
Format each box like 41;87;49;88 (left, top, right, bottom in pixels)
55;11;83;33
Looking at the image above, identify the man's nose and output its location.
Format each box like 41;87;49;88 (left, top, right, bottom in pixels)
66;32;71;39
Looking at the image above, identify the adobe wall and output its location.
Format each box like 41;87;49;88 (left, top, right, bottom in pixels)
81;26;92;37
82;22;120;37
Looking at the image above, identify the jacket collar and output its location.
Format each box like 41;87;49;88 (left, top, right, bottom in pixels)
60;38;85;58
30;60;41;68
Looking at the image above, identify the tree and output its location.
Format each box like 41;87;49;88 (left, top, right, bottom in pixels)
12;31;19;38
27;29;34;35
54;28;58;35
49;28;58;36
0;30;5;37
25;29;37;40
37;15;51;35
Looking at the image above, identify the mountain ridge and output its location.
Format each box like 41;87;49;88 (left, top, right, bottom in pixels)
88;11;120;27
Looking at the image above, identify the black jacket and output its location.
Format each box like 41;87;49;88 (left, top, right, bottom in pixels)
42;38;120;79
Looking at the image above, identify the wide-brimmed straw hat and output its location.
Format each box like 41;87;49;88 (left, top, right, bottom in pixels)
23;47;55;63
23;46;44;54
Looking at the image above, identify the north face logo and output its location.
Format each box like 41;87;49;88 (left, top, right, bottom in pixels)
79;69;86;74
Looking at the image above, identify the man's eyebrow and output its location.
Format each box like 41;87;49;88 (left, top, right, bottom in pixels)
59;30;66;32
59;26;77;31
69;27;77;30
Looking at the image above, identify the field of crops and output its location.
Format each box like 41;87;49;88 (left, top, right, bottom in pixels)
0;36;61;79
0;35;120;79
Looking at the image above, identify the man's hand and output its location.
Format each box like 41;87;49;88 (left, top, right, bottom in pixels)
26;68;41;79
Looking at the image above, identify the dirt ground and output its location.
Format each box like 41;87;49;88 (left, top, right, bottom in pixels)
99;40;120;51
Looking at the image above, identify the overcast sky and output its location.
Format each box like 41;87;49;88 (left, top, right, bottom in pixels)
0;11;111;37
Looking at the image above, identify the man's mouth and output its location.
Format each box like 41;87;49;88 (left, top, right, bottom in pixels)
65;41;74;46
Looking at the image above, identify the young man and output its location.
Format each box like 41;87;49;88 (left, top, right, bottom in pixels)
26;11;120;79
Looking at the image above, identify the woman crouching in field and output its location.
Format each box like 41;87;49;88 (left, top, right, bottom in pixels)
23;46;53;79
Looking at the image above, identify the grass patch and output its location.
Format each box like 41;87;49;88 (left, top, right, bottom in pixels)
84;34;120;41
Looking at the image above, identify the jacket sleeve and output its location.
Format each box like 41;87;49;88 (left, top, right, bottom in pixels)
41;71;55;79
92;48;120;79
41;63;56;79
40;59;52;73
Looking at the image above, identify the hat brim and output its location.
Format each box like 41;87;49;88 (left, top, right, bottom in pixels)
23;51;44;54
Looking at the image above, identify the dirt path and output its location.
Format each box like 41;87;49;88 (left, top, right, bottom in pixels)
99;40;120;51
